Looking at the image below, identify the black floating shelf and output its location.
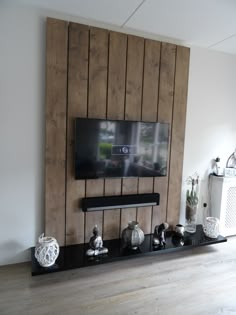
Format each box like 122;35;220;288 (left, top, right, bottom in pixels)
80;193;160;212
31;225;227;276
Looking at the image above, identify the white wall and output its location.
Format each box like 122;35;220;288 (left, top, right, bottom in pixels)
181;48;236;224
0;4;46;265
1;3;236;265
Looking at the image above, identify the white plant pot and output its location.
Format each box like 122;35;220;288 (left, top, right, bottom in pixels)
35;234;60;267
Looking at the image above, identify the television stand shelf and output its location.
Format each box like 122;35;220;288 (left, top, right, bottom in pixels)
31;225;227;276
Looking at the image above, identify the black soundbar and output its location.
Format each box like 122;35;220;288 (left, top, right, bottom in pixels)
81;193;160;212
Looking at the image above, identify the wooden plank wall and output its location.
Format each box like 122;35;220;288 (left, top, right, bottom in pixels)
45;18;190;246
45;19;68;245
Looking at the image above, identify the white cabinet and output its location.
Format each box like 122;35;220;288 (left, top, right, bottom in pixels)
210;175;236;236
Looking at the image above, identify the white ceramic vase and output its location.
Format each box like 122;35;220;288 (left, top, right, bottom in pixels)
35;233;60;267
204;217;220;238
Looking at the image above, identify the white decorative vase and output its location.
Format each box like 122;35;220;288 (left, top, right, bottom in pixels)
35;234;60;267
203;217;220;238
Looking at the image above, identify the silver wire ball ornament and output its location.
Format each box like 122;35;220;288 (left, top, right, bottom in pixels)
226;150;236;168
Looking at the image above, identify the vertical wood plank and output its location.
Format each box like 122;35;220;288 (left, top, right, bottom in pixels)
138;39;161;233
152;43;176;229
121;35;144;236
142;39;161;122
66;180;85;243
158;43;176;123
85;179;104;242
167;46;190;226
103;31;127;239
120;178;138;235
86;27;108;242
66;23;89;245
107;32;127;121
137;178;154;234
88;27;108;119
104;179;122;240
125;35;144;121
152;177;169;231
45;18;68;245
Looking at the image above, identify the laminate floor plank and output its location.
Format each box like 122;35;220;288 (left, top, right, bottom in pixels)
0;238;236;315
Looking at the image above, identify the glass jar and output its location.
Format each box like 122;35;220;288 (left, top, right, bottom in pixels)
185;173;199;234
185;204;198;233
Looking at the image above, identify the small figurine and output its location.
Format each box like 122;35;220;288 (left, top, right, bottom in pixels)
86;225;108;257
172;224;185;247
153;222;169;247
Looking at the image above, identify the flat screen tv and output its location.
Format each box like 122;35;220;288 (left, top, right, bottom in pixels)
75;118;169;179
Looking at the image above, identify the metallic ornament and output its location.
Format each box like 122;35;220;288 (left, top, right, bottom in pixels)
122;221;144;249
175;224;185;237
153;222;169;247
86;225;108;256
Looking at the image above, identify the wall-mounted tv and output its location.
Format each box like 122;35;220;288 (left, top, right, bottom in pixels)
75;118;169;179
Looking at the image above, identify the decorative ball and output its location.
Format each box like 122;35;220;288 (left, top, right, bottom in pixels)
35;233;60;267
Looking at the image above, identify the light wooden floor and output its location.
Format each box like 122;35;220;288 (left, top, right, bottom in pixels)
1;238;236;315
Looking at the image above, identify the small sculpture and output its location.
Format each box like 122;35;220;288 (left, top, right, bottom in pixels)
86;225;108;257
153;222;169;247
171;224;185;247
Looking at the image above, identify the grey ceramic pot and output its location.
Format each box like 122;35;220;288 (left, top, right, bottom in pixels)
122;221;144;249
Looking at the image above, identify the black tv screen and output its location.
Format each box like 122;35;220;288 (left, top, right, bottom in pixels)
75;118;169;179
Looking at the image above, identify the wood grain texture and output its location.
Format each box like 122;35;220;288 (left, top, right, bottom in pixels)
103;179;122;240
44;19;190;246
155;43;176;227
66;180;85;244
122;178;139;195
85;179;104;242
103;32;126;240
158;43;176;123
152;177;169;231
86;28;108;241
88;27;108;119
45;18;68;245
142;39;161;122
167;46;190;227
68;23;89;118
1;239;235;315
122;36;144;235
120;178;138;235
107;32;127;120
66;23;89;245
137;178;154;234
125;35;144;121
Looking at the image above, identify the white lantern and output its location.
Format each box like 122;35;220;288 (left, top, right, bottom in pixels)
35;233;59;267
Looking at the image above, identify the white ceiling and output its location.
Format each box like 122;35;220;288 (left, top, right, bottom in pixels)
11;0;236;54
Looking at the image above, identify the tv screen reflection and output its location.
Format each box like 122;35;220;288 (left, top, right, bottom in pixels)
75;118;169;179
